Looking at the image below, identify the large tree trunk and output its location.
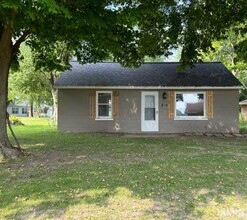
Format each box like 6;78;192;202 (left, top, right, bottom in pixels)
0;26;22;159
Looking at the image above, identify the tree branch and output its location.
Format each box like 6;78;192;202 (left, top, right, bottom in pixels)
50;71;55;86
13;30;30;55
6;112;22;152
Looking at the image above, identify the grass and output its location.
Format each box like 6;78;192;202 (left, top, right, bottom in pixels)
0;117;247;219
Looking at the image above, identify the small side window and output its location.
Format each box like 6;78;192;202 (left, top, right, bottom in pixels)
96;91;112;119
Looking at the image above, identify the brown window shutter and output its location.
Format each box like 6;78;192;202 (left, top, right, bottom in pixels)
168;91;175;119
206;91;214;119
89;91;96;119
112;91;120;118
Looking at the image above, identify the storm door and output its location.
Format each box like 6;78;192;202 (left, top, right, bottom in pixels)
141;92;159;131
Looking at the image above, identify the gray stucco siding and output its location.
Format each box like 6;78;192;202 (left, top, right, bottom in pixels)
58;89;239;133
208;90;239;133
159;90;239;133
57;89;138;133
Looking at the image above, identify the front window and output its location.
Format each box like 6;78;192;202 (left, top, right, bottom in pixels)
22;108;27;114
175;92;206;120
12;107;18;114
96;91;112;119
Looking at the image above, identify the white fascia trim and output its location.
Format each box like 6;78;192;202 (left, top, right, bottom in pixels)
95;118;114;121
55;86;242;90
174;117;208;121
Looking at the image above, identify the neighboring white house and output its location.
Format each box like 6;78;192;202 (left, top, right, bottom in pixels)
7;102;53;117
7;101;29;117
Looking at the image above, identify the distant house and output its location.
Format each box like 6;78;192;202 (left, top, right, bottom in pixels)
239;100;247;120
7;101;53;118
39;105;53;118
54;62;242;134
7;102;29;117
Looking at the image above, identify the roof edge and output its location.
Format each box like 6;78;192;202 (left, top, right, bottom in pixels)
69;61;222;65
239;100;247;105
54;86;242;90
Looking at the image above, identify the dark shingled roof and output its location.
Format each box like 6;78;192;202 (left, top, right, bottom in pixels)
54;62;242;88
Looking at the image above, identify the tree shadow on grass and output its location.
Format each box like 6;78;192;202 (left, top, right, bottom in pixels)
1;134;247;219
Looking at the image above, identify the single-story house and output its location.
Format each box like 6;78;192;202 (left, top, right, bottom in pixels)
239;100;247;120
54;62;242;134
7;101;29;117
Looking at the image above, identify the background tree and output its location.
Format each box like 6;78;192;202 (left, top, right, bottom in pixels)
178;0;247;67
8;44;52;117
31;40;73;123
200;27;247;101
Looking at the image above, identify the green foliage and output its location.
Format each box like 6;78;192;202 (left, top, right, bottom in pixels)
200;27;244;66
9;115;23;126
0;1;247;69
178;1;247;65
31;40;72;72
200;27;247;101
8;44;52;106
23;0;182;67
232;64;247;101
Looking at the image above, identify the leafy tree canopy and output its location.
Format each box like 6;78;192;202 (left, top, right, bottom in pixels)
1;0;184;68
200;27;247;101
8;44;52;106
1;0;246;68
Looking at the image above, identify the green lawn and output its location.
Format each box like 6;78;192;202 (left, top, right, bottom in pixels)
0;118;247;220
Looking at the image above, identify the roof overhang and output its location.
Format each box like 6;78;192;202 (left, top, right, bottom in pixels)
54;86;242;90
239;101;247;105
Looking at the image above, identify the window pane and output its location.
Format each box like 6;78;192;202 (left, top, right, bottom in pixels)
145;108;155;120
98;105;111;117
12;108;18;114
145;95;155;108
176;93;204;116
144;95;156;120
97;92;112;118
22;108;27;114
98;93;111;104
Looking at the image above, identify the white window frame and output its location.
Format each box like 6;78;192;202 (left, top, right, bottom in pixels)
96;91;113;120
174;91;207;120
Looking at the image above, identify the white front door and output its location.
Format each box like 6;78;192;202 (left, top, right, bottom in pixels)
141;91;159;132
